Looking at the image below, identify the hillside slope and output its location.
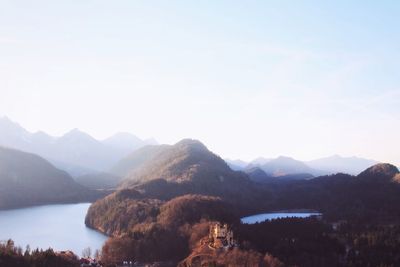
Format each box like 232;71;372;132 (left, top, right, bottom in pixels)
120;139;249;186
89;139;271;227
110;144;170;177
114;140;268;209
0;146;96;209
271;163;400;222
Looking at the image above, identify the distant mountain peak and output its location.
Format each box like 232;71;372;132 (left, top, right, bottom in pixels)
66;128;84;134
61;128;97;140
0;116;15;123
106;132;141;141
276;155;296;161
0;116;27;132
307;155;378;175
257;155;318;177
225;158;248;171
176;138;202;145
0;117;154;173
328;154;372;160
249;157;271;166
175;139;208;150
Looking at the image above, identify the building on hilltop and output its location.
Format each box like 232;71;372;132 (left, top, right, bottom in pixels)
209;222;235;249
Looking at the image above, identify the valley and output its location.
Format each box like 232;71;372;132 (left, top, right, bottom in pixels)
0;121;399;266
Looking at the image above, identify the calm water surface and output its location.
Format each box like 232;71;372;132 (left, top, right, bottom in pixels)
0;203;107;256
241;212;322;224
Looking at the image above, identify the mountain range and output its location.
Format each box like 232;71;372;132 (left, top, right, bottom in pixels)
0;117;383;189
226;154;378;178
76;141;382;189
306;155;379;175
0;117;156;176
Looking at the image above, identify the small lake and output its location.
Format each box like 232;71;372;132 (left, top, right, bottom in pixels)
0;203;108;256
241;212;322;224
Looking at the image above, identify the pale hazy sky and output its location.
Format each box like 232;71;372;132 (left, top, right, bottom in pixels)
1;1;399;164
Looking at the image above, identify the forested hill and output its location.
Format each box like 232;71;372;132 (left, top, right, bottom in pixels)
0;146;98;209
108;139;269;213
269;163;400;222
118;139;245;186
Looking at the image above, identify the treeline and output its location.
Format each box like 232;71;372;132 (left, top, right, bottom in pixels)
0;239;79;267
266;172;400;223
235;218;400;267
340;223;400;267
236;218;344;267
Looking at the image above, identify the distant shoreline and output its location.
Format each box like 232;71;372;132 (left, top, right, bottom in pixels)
270;209;320;213
0;201;93;211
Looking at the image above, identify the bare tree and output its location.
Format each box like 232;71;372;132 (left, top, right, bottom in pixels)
94;249;101;260
82;247;92;258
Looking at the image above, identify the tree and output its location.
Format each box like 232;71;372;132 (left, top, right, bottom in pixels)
94;249;101;261
82;247;92;258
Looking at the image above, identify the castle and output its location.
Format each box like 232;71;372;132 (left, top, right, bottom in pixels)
209;223;235;249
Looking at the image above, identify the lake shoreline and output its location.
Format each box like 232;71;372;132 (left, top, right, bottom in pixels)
0;201;94;211
0;203;108;255
241;211;322;224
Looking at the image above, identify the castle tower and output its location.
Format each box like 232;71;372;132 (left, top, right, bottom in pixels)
209;222;235;249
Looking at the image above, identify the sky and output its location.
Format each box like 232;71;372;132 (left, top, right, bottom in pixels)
0;0;399;165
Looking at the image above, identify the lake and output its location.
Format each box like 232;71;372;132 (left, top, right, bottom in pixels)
0;203;108;256
241;212;322;224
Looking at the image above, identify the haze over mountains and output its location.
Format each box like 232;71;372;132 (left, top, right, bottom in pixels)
306;155;379;175
227;154;378;178
0;146;96;209
0;117;381;183
0;117;156;176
